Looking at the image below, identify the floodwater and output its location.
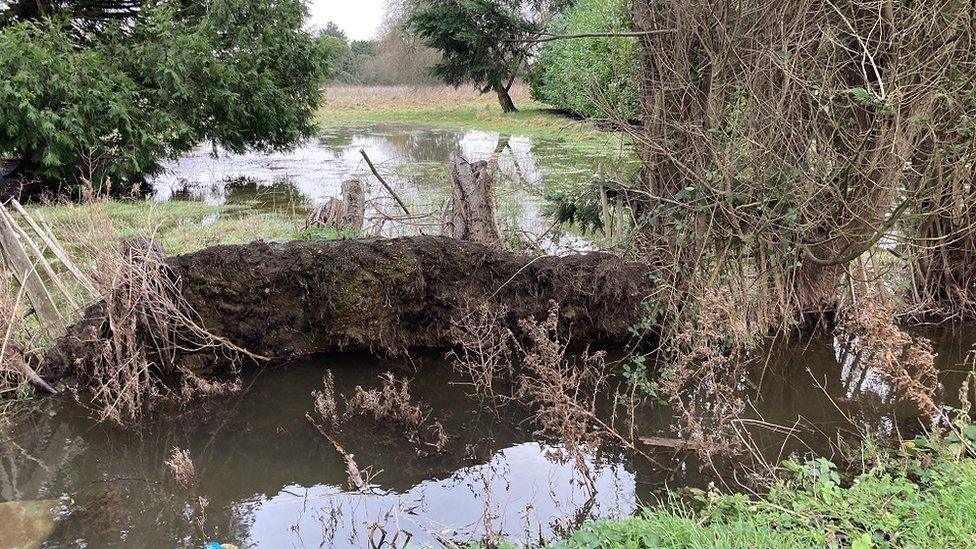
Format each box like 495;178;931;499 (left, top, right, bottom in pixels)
2;328;974;547
150;124;636;251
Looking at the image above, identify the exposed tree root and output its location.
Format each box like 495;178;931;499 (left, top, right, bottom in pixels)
42;236;650;377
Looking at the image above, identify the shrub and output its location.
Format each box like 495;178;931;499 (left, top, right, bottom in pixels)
531;0;642;121
0;0;329;192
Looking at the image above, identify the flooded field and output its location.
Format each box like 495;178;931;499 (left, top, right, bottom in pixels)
3;327;973;547
150;124;635;251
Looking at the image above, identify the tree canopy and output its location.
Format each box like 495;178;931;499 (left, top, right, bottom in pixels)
0;0;330;193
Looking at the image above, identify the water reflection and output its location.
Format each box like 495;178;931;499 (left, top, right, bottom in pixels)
151;124;633;249
1;327;973;547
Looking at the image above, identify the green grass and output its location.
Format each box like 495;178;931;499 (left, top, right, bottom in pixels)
31;199;303;258
557;435;976;548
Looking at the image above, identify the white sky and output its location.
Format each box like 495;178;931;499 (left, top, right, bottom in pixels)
308;0;386;41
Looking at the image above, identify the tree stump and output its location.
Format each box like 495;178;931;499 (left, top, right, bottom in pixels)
306;179;366;233
445;156;502;247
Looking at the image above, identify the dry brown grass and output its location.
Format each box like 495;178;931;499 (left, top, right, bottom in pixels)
321;84;532;113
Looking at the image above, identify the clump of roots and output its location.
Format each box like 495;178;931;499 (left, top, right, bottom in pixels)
76;235;250;425
837;297;939;417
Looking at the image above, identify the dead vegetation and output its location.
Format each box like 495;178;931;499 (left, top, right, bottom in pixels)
164;447;210;539
164;447;196;491
74;236;252;425
448;302;514;402
347;373;449;454
306;370;449;492
836;298;939;417
659;290;751;457
0;199;257;424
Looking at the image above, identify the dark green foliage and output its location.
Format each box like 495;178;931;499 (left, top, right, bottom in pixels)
406;0;537;112
531;0;641;121
0;0;329;191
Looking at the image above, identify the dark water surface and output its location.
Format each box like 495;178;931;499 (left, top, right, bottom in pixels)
2;327;974;547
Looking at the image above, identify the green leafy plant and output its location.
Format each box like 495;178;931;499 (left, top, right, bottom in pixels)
531;0;641;121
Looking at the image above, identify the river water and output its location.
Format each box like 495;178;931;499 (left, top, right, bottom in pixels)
2;328;974;547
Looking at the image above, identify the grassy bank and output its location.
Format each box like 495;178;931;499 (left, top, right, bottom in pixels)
317;84;611;140
557;432;976;548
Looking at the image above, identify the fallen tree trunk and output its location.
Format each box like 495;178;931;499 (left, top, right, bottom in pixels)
42;236;649;376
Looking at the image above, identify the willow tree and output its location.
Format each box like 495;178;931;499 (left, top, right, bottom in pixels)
627;0;976;333
0;0;330;194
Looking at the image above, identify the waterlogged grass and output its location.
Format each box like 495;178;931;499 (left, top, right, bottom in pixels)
558;439;976;548
31;199;303;258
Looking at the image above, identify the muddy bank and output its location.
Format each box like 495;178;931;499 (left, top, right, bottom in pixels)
44;236;649;375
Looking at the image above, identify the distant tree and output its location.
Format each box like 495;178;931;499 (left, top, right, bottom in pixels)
321;21;348;41
0;0;329;193
405;0;538;112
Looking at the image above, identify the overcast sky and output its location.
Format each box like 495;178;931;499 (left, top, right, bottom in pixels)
308;0;386;41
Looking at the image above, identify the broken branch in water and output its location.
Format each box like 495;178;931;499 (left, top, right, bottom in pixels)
359;149;412;217
305;412;368;492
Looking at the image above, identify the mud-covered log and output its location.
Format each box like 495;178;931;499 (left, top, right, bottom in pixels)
446;156;502;246
43;236;649;375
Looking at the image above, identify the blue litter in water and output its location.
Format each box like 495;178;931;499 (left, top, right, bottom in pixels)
204;543;222;549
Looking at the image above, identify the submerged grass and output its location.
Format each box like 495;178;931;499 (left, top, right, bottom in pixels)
318;84;614;143
557;437;976;548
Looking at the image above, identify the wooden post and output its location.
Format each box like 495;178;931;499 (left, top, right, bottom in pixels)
446;155;502;247
10;200;97;295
